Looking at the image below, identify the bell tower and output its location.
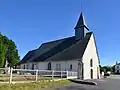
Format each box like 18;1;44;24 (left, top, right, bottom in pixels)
74;12;89;40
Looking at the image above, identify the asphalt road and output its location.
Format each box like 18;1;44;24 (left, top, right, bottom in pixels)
55;75;120;90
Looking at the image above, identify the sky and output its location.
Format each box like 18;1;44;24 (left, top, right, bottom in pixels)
0;0;120;66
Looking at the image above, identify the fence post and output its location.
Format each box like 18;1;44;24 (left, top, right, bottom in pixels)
52;70;54;79
9;68;13;84
61;71;62;78
35;70;38;82
66;70;68;79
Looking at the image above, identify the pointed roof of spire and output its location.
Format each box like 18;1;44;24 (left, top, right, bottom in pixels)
74;12;89;30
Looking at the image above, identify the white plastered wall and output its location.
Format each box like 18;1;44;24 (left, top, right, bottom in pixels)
20;60;78;71
82;34;100;79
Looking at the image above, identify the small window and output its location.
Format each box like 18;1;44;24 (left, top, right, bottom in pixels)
90;59;93;67
90;69;93;79
23;64;25;69
32;64;34;70
48;62;51;70
34;64;37;69
117;66;119;69
26;64;29;69
56;64;61;70
70;64;72;71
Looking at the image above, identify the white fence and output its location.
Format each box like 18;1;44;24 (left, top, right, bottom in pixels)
0;68;77;84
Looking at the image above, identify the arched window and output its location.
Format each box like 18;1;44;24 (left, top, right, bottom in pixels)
32;64;34;70
31;64;37;70
48;62;51;70
90;69;93;79
70;64;72;71
90;59;93;67
117;66;119;69
23;64;25;69
26;64;29;69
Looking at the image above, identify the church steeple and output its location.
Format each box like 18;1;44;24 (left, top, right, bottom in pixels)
74;12;89;40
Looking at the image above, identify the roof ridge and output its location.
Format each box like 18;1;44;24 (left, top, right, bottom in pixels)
42;36;75;45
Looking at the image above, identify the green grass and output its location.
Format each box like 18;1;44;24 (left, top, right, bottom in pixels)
0;80;70;90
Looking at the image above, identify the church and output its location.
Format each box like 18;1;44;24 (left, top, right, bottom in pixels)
19;12;100;79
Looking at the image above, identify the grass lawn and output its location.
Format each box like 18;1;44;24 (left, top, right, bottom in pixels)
0;80;70;90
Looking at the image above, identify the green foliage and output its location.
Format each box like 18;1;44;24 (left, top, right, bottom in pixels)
99;65;115;73
6;40;19;67
0;33;20;68
111;65;115;73
99;65;104;73
102;66;112;72
0;34;6;68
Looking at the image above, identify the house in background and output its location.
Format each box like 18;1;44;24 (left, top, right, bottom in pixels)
19;12;100;79
115;62;120;74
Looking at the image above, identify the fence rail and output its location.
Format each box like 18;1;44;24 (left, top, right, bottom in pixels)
0;68;77;84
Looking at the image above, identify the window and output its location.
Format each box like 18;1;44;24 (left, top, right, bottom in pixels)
56;64;61;70
26;64;29;69
70;64;72;71
90;69;93;79
23;64;25;69
117;66;119;69
31;63;37;70
34;64;37;69
90;59;93;67
32;64;35;70
48;62;51;70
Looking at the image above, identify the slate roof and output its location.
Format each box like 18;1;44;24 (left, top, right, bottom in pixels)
45;32;92;61
19;37;66;64
116;63;120;65
20;50;36;64
74;12;89;30
19;32;92;64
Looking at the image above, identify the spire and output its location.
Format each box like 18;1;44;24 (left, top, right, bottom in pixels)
74;12;89;30
116;61;118;65
74;12;89;40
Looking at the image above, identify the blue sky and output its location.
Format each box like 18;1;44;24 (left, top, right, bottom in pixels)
0;0;120;66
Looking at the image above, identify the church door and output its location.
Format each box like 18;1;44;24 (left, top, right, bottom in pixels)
77;60;84;79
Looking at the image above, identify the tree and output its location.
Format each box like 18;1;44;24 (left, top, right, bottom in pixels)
0;33;20;68
99;65;104;73
0;34;6;68
111;65;115;73
0;42;6;68
99;65;114;73
6;40;19;67
102;66;112;72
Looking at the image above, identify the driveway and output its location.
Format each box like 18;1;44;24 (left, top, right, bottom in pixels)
55;75;120;90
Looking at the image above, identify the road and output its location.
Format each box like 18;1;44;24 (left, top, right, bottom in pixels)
55;75;120;90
